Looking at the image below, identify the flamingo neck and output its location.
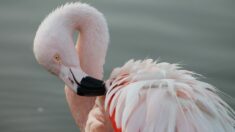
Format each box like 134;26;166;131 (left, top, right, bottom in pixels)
35;3;109;131
36;3;109;78
49;3;109;131
51;3;109;78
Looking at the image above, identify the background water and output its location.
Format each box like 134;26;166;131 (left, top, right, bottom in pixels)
0;0;234;131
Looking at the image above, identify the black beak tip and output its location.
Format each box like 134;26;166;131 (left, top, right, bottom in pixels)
69;68;106;96
76;76;106;96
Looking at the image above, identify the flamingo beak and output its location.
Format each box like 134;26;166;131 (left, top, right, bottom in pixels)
58;66;80;92
59;66;106;96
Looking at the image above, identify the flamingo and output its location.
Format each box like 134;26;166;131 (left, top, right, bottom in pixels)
33;2;235;132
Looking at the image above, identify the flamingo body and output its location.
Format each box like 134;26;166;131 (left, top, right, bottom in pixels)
105;59;235;132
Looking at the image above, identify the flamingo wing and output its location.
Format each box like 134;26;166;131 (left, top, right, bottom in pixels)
105;59;235;132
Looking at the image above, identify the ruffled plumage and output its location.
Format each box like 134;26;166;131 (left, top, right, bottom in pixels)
105;59;235;132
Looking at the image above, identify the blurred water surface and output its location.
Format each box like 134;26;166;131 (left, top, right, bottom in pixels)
0;0;234;131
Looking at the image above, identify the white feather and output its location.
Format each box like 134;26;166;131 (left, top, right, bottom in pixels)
105;59;235;132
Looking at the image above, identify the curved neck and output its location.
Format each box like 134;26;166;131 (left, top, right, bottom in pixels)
43;3;109;131
59;3;109;79
38;3;109;78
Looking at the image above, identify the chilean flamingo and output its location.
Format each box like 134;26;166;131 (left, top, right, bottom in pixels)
33;2;235;132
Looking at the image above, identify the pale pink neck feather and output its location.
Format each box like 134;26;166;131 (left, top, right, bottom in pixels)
58;3;109;78
48;3;109;131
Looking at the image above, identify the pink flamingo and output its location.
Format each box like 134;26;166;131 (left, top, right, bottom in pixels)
33;2;235;132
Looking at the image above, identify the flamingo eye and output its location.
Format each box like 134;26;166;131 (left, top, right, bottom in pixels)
53;53;61;64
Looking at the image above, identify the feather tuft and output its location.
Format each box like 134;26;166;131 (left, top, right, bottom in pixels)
105;59;235;132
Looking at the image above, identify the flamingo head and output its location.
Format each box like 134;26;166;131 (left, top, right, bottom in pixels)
33;27;106;96
33;31;87;93
33;2;107;96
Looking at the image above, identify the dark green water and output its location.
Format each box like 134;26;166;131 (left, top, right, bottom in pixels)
0;0;234;131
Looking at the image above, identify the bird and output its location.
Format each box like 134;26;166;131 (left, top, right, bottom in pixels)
33;2;235;132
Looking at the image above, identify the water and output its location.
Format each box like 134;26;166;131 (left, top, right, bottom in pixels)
0;0;234;131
